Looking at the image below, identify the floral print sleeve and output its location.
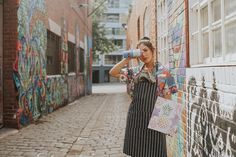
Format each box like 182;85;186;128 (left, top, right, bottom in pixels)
156;62;178;97
120;64;143;98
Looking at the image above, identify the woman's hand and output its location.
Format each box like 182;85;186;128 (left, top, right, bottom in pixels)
109;57;131;78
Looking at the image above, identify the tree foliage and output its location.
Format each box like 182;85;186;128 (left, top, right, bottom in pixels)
92;0;117;56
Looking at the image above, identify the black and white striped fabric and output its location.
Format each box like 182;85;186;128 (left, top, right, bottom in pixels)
123;80;167;157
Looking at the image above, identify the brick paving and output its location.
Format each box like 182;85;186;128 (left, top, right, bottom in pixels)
0;91;131;157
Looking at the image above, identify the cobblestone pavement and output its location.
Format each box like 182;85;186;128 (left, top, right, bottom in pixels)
0;91;131;157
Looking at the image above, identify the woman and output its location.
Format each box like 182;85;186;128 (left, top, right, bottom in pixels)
110;37;177;157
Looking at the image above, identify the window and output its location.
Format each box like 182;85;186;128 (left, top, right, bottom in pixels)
157;0;168;65
212;0;221;22
106;28;125;35
189;0;236;65
46;30;60;75
112;39;123;48
108;0;119;8
68;41;75;73
225;0;236;16
112;28;125;35
144;7;150;37
225;22;236;54
106;14;119;22
201;6;208;28
213;28;222;57
79;48;84;73
104;55;122;65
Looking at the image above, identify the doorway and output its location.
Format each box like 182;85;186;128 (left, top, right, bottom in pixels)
92;70;99;83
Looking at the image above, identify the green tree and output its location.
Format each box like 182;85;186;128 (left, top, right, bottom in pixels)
92;0;117;57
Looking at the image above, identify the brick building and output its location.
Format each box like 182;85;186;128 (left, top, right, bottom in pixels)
127;0;236;156
1;0;92;129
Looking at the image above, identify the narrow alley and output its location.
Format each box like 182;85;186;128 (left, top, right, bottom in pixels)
0;83;130;157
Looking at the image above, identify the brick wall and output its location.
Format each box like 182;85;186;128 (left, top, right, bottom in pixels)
45;0;92;41
186;67;236;156
126;0;156;50
164;0;188;156
3;0;19;128
2;0;92;128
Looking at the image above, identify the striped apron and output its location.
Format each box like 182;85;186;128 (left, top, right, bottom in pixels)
123;80;167;157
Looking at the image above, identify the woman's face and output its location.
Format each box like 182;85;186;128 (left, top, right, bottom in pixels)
138;43;154;64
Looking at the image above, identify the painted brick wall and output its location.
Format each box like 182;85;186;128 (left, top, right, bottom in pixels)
3;0;19;128
186;67;236;156
165;0;187;156
3;0;92;128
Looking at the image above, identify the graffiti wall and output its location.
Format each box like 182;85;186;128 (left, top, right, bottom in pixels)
166;0;187;156
68;74;78;103
186;67;236;157
15;0;47;125
46;76;68;113
61;17;68;74
15;0;71;126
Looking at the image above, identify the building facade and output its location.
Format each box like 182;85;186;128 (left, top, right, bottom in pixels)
1;0;92;129
92;0;131;83
127;0;236;156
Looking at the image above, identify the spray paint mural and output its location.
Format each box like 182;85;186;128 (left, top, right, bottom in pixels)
187;72;236;157
14;0;47;125
166;0;186;156
68;74;77;102
46;76;68;113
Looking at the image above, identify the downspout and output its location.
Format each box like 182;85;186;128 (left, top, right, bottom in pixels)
184;0;190;67
155;0;158;63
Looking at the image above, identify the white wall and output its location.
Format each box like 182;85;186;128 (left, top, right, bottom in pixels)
186;67;236;157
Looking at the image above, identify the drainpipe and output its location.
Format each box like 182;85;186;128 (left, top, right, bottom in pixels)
155;0;158;63
184;0;190;67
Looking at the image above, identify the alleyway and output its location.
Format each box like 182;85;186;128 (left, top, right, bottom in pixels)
0;83;130;157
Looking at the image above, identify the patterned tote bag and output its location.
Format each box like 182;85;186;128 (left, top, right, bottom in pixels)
148;63;182;135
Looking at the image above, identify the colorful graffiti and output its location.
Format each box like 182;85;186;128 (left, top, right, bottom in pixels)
46;76;68;113
166;0;187;157
61;17;68;74
187;73;236;157
14;0;47;125
68;74;78;102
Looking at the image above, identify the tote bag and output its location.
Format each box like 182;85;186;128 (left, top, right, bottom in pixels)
148;96;182;135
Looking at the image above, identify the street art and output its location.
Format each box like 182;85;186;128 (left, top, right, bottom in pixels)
14;0;47;125
46;76;68;113
75;24;80;74
166;0;186;157
61;18;68;74
187;73;236;157
68;74;77;102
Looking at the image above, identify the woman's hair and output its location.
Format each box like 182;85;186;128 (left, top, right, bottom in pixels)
136;36;155;52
